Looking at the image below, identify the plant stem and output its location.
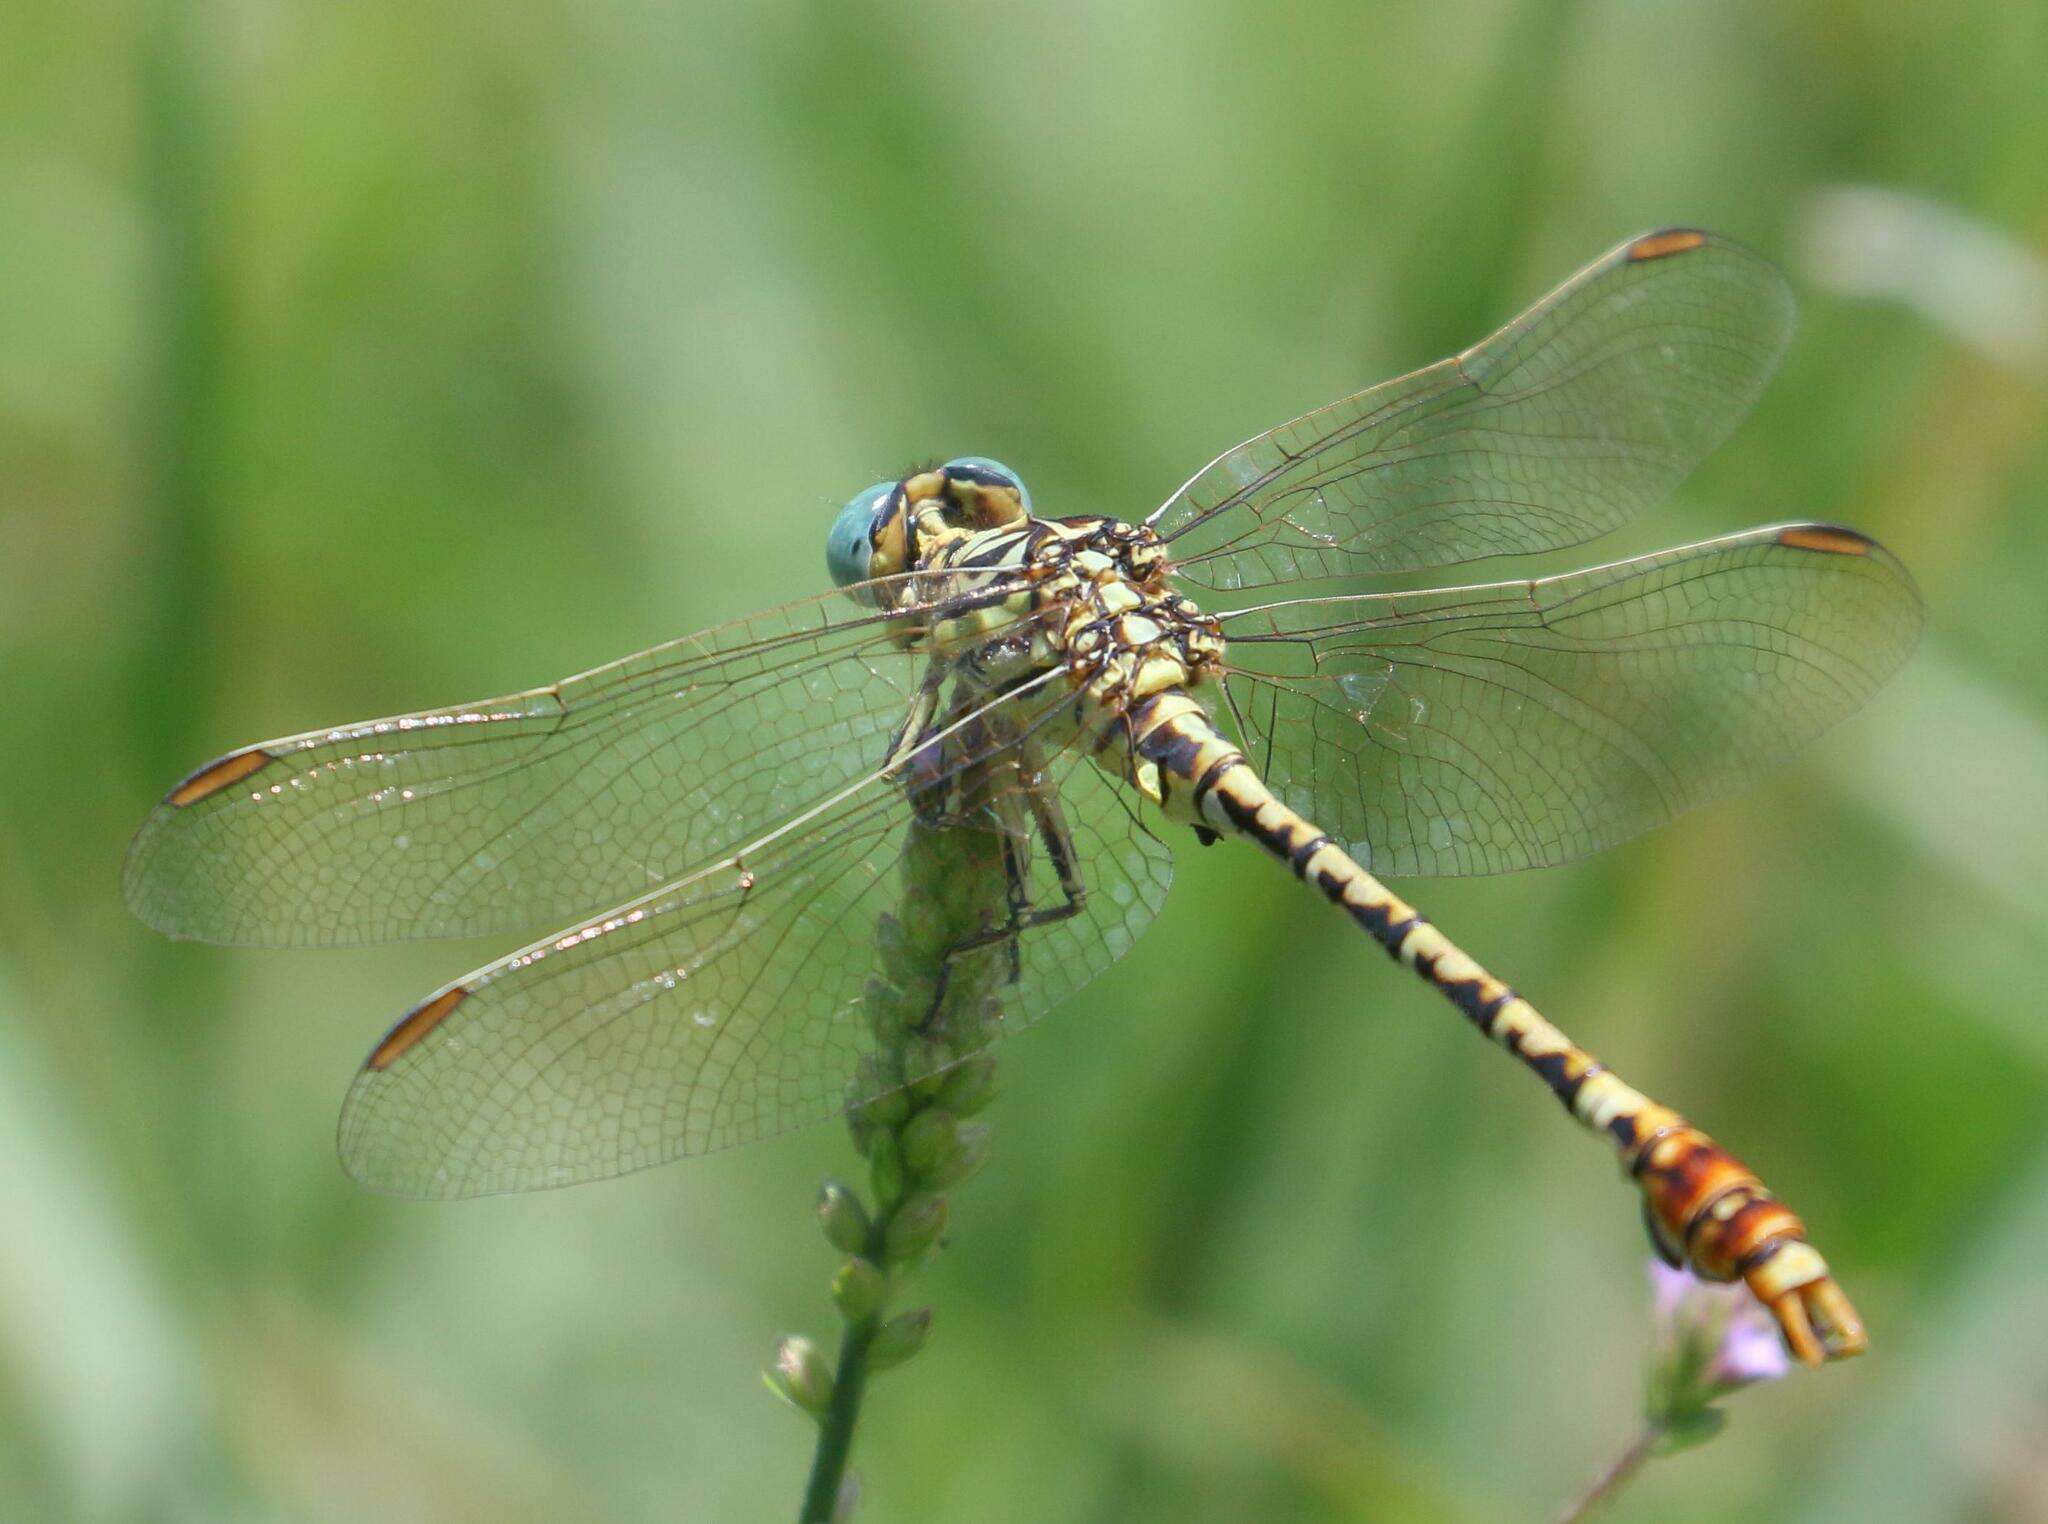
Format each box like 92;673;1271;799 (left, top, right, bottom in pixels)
799;1317;878;1523
783;726;1010;1519
1558;1423;1661;1523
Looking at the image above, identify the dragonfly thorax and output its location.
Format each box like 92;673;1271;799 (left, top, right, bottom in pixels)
849;465;1221;714
911;512;1224;722
1026;517;1224;711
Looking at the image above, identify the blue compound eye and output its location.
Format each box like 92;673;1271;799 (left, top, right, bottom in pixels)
826;481;894;589
940;456;1031;513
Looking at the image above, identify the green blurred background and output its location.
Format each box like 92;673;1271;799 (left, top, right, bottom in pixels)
6;1;2047;1519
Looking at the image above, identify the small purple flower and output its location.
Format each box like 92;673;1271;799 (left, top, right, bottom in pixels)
1648;1260;1792;1395
1649;1258;1697;1324
1706;1294;1795;1388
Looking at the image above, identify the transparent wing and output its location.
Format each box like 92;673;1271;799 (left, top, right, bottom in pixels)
336;681;1173;1197
123;568;1036;948
1152;229;1795;591
1215;524;1922;877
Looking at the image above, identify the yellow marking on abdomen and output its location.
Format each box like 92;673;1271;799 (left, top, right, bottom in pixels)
1124;700;1868;1367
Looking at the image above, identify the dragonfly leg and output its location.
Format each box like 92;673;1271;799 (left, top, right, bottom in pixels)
915;776;1088;1037
882;666;949;781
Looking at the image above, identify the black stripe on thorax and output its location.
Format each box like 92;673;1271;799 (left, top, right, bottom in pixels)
947;530;1035;572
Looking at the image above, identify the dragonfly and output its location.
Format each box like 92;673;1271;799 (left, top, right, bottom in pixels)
126;228;1919;1366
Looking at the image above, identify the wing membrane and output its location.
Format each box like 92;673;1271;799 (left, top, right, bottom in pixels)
337;680;1173;1197
1153;229;1794;590
124;569;1036;947
1216;524;1921;877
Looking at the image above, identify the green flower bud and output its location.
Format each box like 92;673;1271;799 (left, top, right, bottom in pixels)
882;1192;948;1262
766;1335;834;1419
899;1108;958;1175
918;1121;992;1188
908;1039;954;1097
816;1180;871;1255
873;912;906;965
867;1307;933;1372
936;1055;999;1116
863;976;908;1040
868;1132;906;1208
895;972;940;1016
830;1257;888;1322
852;1056;912;1131
844;1105;877;1155
1655;1405;1728;1455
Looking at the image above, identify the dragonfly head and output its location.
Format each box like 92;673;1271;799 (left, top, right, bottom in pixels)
826;480;897;602
827;459;1034;605
935;457;1032;528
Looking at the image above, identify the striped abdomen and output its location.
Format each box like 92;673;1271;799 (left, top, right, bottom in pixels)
1116;689;1866;1366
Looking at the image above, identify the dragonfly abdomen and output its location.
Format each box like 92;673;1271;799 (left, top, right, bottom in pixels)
1123;695;1867;1367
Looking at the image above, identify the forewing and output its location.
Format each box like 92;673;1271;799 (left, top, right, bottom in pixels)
1217;525;1921;877
1154;229;1794;590
124;572;1031;947
336;689;1173;1197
